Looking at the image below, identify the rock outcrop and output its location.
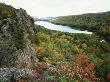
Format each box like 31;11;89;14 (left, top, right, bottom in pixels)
0;3;37;82
0;3;36;68
0;68;36;82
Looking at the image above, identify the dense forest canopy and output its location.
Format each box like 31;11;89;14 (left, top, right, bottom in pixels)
32;25;110;82
50;11;110;42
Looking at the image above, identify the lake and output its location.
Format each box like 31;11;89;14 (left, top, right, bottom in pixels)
35;21;92;34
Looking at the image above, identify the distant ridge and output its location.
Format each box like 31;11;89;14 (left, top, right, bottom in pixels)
51;11;110;42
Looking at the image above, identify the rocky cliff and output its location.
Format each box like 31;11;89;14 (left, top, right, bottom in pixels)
0;3;37;82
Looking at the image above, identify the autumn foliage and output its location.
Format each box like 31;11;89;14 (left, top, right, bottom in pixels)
31;62;47;79
31;25;110;82
75;55;99;81
75;55;89;67
32;44;45;55
51;54;100;81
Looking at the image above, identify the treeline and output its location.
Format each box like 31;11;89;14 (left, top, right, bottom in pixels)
50;11;110;42
32;25;110;82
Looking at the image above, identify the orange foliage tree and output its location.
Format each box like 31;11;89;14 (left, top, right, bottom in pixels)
75;54;99;81
51;54;100;82
32;44;45;61
31;62;47;79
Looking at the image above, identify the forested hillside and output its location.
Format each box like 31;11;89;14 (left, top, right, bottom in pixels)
32;25;110;82
50;12;110;42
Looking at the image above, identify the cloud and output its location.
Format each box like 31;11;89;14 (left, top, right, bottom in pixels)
1;0;110;17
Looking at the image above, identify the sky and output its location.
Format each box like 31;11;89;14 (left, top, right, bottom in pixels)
0;0;110;17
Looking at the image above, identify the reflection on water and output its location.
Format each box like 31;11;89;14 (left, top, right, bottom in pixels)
35;21;92;34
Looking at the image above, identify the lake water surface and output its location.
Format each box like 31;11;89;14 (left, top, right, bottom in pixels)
35;21;92;34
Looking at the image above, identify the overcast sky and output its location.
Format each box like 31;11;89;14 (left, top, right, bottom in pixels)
1;0;110;17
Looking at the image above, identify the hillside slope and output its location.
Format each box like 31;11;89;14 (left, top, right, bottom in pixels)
33;25;110;82
51;11;110;42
